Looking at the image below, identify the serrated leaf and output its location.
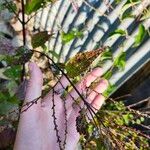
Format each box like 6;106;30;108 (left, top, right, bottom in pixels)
114;51;126;70
133;24;146;47
109;29;126;37
65;48;104;78
31;31;53;48
61;29;83;44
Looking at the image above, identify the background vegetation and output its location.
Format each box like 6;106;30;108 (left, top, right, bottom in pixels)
0;0;149;149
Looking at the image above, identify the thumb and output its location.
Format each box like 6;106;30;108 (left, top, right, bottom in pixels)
25;62;43;103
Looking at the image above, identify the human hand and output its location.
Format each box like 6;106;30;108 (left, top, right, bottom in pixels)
14;62;108;150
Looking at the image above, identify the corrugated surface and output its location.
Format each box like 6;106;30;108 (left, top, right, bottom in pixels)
1;0;149;90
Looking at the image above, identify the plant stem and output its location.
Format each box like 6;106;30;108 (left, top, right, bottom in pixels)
21;0;26;46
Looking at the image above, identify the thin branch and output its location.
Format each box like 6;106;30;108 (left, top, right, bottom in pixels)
127;97;150;108
21;0;26;46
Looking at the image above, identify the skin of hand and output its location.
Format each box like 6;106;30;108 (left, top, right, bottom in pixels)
13;62;108;150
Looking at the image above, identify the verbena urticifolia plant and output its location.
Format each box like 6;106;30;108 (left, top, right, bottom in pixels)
0;0;150;149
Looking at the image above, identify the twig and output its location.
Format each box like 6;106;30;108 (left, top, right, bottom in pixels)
21;0;26;46
127;97;150;108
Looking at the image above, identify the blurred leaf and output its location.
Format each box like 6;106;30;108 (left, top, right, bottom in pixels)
103;83;116;97
100;47;113;61
140;8;150;21
133;24;146;47
109;29;126;37
0;1;17;12
31;31;53;48
0;54;6;61
6;80;18;97
7;1;17;13
122;114;130;125
120;1;140;19
0;92;7;102
121;11;134;20
3;65;22;80
0;101;14;115
25;0;56;15
25;0;45;15
114;51;126;70
136;119;141;124
140;117;144;122
61;28;83;44
49;50;59;59
65;48;104;78
103;70;112;80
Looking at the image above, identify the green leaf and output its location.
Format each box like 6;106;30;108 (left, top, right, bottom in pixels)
103;83;116;97
133;24;146;47
103;70;112;80
0;101;15;115
109;29;127;37
123;114;129;125
0;92;7;102
136;119;141;124
3;65;22;80
25;0;44;15
49;50;59;59
120;1;140;19
65;49;104;78
61;28;83;44
121;11;135;20
31;31;53;48
114;51;126;70
25;0;54;15
6;80;18;97
100;47;113;61
140;117;144;122
8;2;17;13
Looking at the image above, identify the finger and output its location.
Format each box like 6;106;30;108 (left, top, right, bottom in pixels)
86;94;105;121
54;76;70;93
91;94;105;111
70;79;108;121
87;79;108;104
25;62;43;103
65;68;103;106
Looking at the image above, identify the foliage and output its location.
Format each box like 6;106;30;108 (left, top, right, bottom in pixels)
0;0;149;149
31;31;53;48
65;48;105;78
61;28;83;44
25;0;54;15
133;24;147;47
